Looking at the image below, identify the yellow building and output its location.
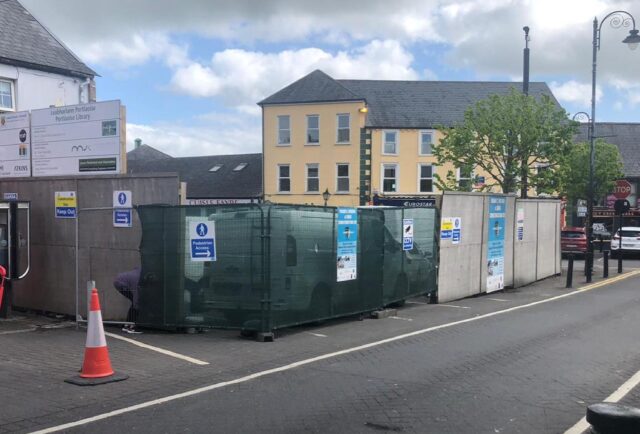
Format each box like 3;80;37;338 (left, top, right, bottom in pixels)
259;70;558;206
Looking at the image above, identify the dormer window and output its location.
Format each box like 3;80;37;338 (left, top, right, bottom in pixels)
209;164;223;172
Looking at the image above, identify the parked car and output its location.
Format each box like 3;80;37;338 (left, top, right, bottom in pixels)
610;226;640;257
561;227;588;255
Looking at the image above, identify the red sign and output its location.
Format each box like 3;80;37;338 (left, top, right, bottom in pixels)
613;180;632;199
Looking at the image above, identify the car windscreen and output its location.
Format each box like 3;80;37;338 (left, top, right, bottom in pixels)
619;230;640;238
561;231;584;239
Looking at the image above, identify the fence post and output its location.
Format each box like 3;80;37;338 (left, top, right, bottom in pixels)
603;251;609;279
566;254;574;288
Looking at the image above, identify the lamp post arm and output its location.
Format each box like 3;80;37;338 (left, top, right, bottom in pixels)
596;10;637;50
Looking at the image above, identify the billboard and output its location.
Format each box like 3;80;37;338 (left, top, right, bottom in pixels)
31;100;122;177
0;111;31;177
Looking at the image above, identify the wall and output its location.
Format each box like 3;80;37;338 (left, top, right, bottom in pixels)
0;64;92;111
438;192;561;303
262;101;366;207
0;174;180;320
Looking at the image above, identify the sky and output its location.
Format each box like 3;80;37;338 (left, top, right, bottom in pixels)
20;0;640;157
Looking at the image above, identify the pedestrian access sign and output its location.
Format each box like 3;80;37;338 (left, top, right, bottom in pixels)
190;221;216;262
113;190;133;228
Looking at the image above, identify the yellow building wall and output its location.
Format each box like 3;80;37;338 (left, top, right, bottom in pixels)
263;102;365;207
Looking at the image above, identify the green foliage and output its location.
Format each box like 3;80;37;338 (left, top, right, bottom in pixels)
559;140;624;202
432;88;576;196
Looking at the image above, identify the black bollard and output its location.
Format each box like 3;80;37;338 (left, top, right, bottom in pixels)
566;254;574;288
603;250;609;278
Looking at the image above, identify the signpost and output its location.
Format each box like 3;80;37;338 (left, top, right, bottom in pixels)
402;218;414;251
337;208;358;282
55;191;77;219
613;180;632;199
31;100;123;177
0;111;31;178
189;221;216;262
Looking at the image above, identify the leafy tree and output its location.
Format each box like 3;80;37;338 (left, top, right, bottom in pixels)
433;88;576;196
558;139;624;202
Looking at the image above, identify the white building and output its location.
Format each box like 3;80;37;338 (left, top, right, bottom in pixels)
0;0;96;113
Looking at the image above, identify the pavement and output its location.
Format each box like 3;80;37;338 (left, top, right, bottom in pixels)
1;259;640;433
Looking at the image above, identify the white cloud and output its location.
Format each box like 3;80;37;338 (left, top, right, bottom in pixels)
549;80;601;107
170;40;418;110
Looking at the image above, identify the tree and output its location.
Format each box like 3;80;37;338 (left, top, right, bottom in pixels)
558;139;624;203
433;88;576;196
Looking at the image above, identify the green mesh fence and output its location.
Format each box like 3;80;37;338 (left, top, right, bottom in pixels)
137;204;438;332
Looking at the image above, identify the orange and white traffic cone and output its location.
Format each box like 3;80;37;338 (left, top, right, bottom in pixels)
65;288;128;386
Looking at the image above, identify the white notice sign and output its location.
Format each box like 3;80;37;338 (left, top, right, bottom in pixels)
31;100;122;177
0;111;31;178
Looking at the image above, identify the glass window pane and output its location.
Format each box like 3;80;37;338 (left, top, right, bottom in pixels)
337;165;349;177
337;128;349;142
278;116;289;129
308;116;318;129
338;178;349;192
384;167;395;178
279;165;289;177
421;133;432;154
0;81;10;93
421;165;432;177
308;178;319;192
1;95;11;108
383;179;395;192
308;166;318;177
280;179;290;192
338;114;349;128
307;130;319;143
279;130;290;144
420;179;432;192
385;131;396;142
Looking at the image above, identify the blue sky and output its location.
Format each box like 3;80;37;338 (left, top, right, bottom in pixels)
21;0;640;157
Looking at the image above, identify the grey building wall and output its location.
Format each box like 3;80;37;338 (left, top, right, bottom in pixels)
0;174;180;320
438;192;561;303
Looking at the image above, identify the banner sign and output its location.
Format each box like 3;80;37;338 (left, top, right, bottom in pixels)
31;100;122;177
0;111;31;178
373;196;436;207
337;208;358;282
487;196;506;292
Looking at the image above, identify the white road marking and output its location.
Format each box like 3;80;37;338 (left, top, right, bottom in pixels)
30;270;640;434
105;332;209;366
0;327;35;335
564;369;640;434
437;304;469;309
487;298;509;302
306;332;327;338
389;316;413;322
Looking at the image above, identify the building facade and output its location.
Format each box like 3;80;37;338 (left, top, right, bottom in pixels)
259;70;560;207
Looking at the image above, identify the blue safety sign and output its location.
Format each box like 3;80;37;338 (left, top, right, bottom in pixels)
452;217;461;244
113;209;132;228
190;221;216;262
402;218;414;251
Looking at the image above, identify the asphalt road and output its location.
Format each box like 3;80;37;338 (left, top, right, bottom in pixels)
64;273;640;434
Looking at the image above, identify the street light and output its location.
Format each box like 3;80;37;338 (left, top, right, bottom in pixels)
585;10;640;282
322;188;331;208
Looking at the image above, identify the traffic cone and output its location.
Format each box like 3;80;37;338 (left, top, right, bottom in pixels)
65;288;128;386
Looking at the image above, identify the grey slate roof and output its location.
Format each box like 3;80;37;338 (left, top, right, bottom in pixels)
258;70;363;106
0;0;96;77
127;144;173;161
128;151;262;199
259;70;560;129
575;123;640;178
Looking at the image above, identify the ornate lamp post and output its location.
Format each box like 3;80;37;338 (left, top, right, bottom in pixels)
585;11;640;282
322;188;331;208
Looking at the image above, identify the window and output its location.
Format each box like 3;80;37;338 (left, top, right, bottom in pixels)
419;130;434;155
102;120;117;136
209;164;223;172
307;115;319;144
382;164;398;193
336;114;350;143
306;164;319;192
383;130;398;155
0;80;14;111
336;164;349;193
457;167;473;190
278;164;290;192
278;115;290;145
418;164;434;193
233;163;247;171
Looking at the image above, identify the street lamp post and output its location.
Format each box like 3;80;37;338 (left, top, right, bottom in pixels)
585;11;640;282
322;188;331;208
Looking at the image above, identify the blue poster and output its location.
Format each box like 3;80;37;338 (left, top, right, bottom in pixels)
337;208;358;282
487;196;506;292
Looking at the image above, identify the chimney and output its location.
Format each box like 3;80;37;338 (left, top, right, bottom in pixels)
134;138;142;149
